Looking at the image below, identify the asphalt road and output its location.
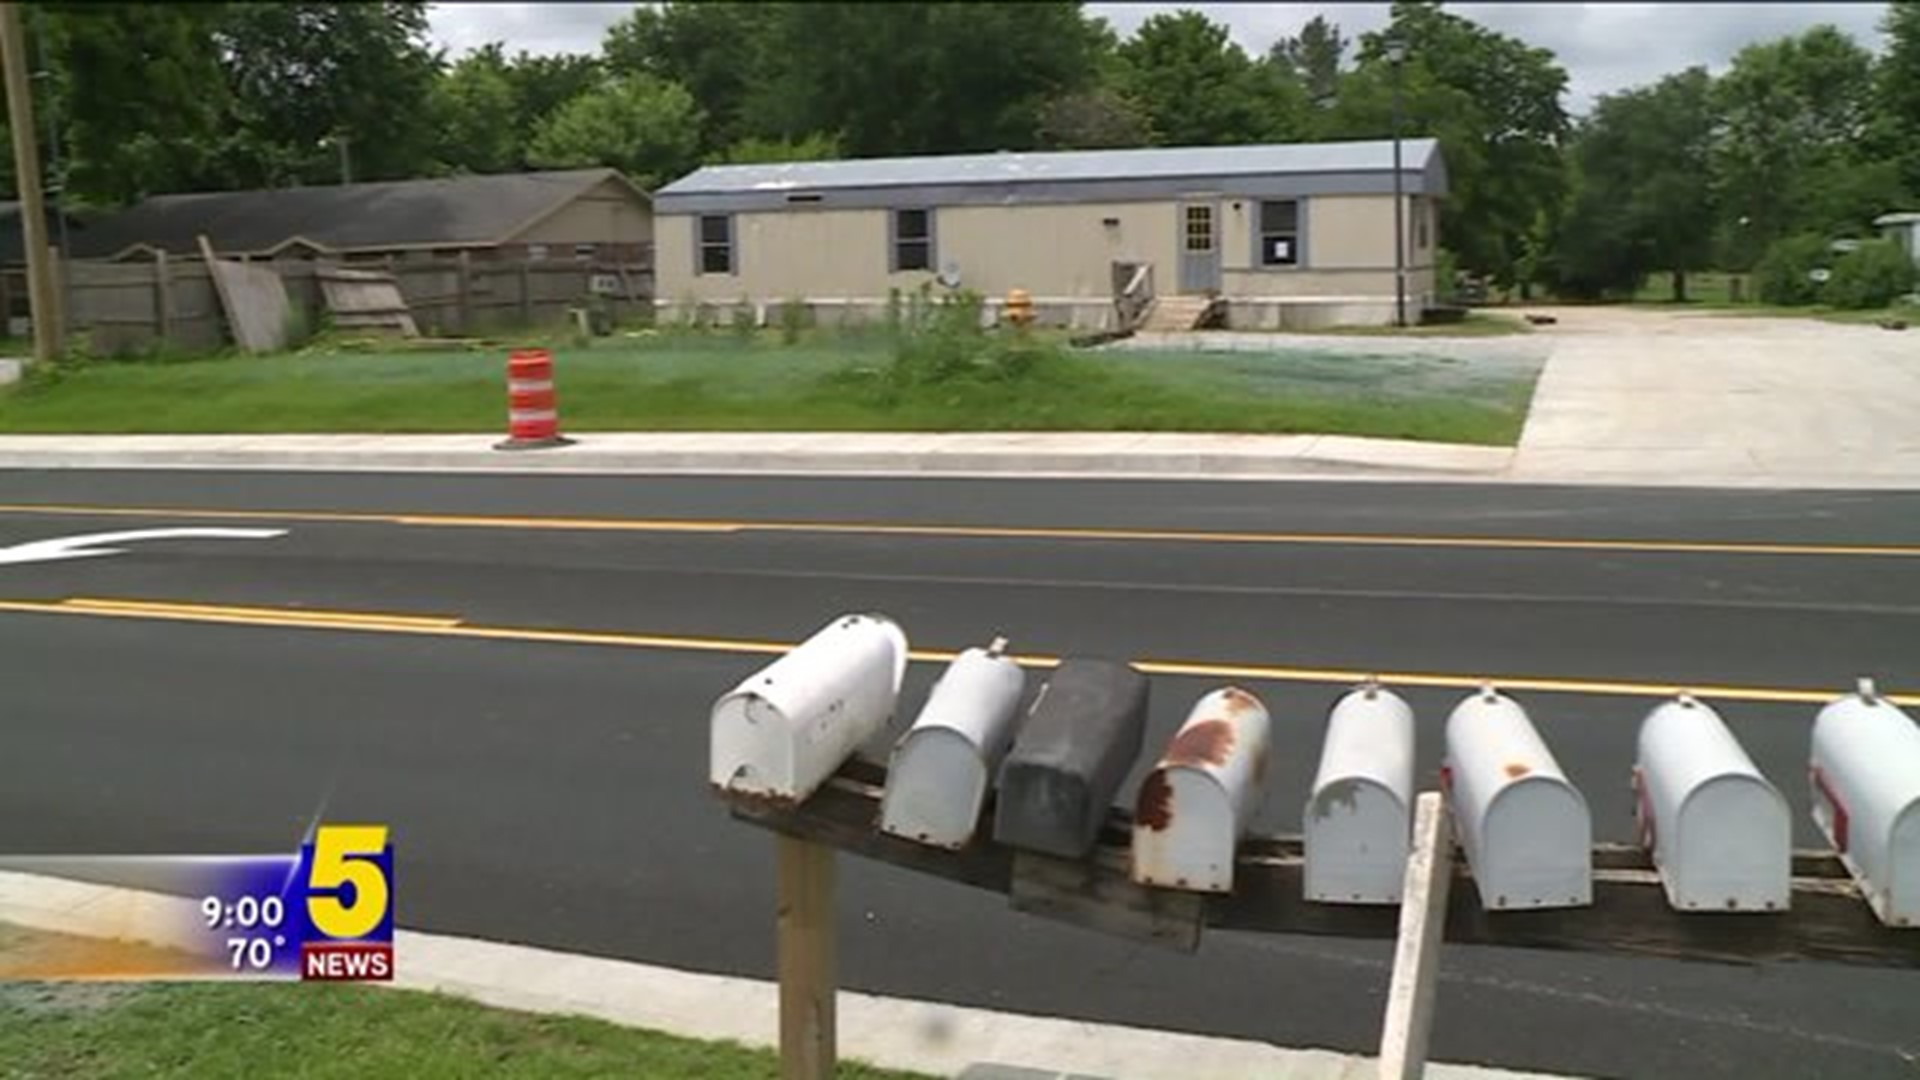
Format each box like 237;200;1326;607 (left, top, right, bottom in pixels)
1;470;1916;1079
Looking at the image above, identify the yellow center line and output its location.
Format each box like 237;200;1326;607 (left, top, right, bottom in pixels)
60;597;460;629
0;596;1909;708
0;500;1913;558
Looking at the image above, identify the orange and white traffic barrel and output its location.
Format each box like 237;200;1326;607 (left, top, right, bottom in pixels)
495;348;573;450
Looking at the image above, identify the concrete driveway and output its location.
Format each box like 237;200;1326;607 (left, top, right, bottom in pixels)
1513;307;1920;487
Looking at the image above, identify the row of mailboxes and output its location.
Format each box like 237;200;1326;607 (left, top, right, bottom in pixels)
709;614;1920;926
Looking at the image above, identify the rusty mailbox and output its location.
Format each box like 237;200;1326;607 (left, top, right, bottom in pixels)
992;659;1149;859
1811;680;1920;928
1444;687;1592;911
1132;687;1273;894
709;613;909;805
1304;683;1415;905
1634;696;1790;912
879;638;1028;849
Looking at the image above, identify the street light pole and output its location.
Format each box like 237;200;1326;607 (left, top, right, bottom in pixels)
1387;40;1408;328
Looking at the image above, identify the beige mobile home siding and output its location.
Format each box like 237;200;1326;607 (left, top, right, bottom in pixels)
932;201;1177;298
659;201;1178;303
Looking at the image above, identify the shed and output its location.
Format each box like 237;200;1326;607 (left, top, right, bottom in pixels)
652;138;1446;330
69;169;652;265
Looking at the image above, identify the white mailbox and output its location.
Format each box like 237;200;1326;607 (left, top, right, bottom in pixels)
1304;682;1415;905
709;613;909;805
879;638;1027;849
1131;687;1272;894
1634;696;1790;912
1444;687;1592;910
1811;680;1920;928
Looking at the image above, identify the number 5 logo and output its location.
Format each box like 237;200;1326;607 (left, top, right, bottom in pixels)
306;825;391;941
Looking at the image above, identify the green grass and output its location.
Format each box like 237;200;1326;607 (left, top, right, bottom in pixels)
0;969;926;1080
0;329;1541;446
1629;271;1911;324
1294;312;1535;337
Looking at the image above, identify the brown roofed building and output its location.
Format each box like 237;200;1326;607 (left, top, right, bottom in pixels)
70;169;651;264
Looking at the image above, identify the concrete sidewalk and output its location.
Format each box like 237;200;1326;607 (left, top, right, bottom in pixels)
0;432;1514;483
0;868;1567;1080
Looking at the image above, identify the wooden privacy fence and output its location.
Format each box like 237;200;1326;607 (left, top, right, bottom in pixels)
11;252;654;356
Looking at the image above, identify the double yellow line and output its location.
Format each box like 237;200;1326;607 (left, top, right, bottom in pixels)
2;502;1918;559
1;595;1908;707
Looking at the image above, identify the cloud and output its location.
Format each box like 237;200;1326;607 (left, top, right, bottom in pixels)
426;1;1893;112
426;2;628;59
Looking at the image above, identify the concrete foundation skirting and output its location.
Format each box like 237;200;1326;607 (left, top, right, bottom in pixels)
653;295;1427;332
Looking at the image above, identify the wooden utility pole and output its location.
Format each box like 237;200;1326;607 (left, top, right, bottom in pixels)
0;2;58;363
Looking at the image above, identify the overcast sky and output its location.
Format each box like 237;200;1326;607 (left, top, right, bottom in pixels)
425;2;1893;114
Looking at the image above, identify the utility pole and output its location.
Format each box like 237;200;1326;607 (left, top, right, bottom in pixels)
1386;39;1409;329
0;2;58;363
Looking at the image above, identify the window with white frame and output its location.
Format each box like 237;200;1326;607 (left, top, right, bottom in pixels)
893;208;933;272
1258;200;1300;266
1416;200;1430;250
698;214;734;275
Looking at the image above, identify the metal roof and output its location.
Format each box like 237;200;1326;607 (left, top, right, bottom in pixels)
70;169;639;259
1874;211;1920;226
659;139;1442;196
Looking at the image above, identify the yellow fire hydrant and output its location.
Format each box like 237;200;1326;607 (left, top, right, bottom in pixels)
1003;288;1035;329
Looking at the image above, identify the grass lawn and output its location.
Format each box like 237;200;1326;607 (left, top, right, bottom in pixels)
0;330;1541;445
0;928;924;1080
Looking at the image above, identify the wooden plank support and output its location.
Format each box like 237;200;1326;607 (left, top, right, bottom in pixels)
1378;791;1453;1080
724;761;1920;971
776;834;837;1080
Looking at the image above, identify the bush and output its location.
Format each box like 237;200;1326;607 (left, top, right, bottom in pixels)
777;298;811;345
728;297;757;338
1435;248;1460;304
1822;240;1918;310
1754;234;1831;306
884;288;1064;388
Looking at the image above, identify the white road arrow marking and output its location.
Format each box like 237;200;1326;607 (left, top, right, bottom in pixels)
0;527;288;566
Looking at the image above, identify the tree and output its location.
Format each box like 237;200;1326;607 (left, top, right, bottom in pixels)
603;3;784;157
745;3;1106;155
1269;15;1346;107
1873;1;1920;197
212;2;444;188
431;44;521;174
1035;87;1155;149
1116;10;1308;146
1711;25;1880;268
715;132;843;165
1552;68;1717;300
503;51;603;139
1346;1;1571;288
526;74;702;189
36;3;230;203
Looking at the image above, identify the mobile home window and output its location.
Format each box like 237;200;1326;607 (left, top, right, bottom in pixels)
1416;201;1430;250
1258;200;1299;266
698;214;734;275
893;208;933;272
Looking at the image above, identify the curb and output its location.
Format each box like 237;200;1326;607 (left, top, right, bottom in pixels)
0;434;1517;484
0;868;1567;1080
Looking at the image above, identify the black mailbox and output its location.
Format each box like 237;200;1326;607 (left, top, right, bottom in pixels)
992;659;1149;859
